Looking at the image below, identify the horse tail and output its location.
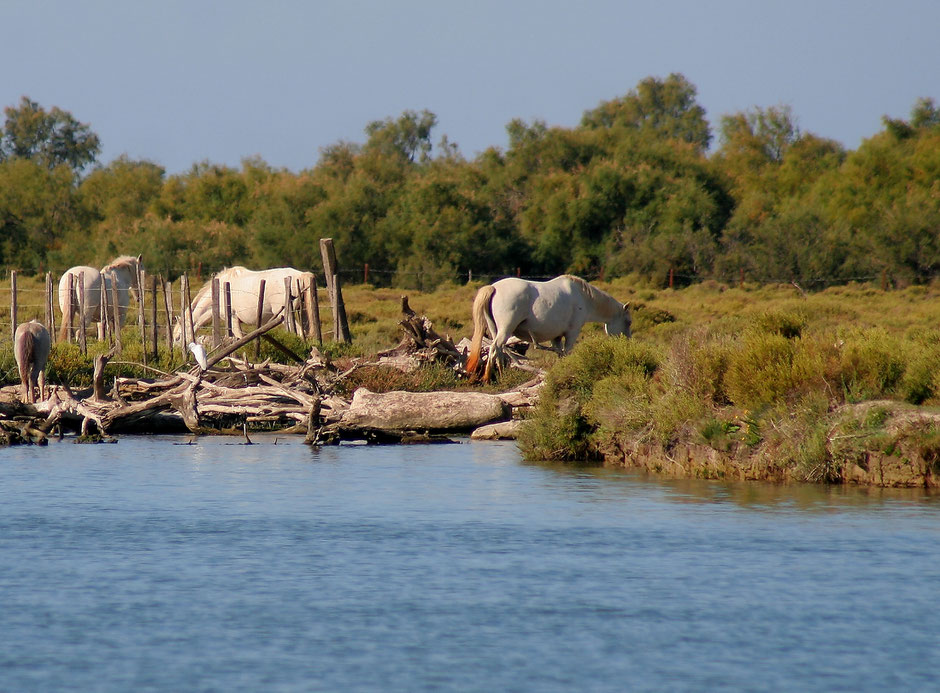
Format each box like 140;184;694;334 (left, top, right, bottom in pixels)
15;328;34;395
465;285;496;376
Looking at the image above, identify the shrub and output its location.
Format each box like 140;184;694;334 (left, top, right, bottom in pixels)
753;310;806;338
834;328;907;401
547;335;660;404
520;336;662;460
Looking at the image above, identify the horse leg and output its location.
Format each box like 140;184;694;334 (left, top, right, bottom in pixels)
562;328;583;355
483;328;513;383
38;369;46;402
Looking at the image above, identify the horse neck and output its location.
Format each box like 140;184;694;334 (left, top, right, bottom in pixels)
580;285;620;323
105;262;138;289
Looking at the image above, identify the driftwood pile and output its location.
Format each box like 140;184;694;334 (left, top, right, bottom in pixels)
0;300;543;446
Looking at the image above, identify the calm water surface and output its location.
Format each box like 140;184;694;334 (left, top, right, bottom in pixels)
1;435;938;692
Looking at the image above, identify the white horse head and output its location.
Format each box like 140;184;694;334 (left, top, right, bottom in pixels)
604;302;632;338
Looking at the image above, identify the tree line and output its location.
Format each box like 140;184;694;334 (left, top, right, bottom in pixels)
1;75;939;290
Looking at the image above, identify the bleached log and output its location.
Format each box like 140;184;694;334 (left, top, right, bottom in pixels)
339;387;508;433
471;420;527;440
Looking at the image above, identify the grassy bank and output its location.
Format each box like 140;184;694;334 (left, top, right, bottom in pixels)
518;279;940;486
6;273;940;486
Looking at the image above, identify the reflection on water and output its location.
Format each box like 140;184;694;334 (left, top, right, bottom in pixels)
1;435;938;692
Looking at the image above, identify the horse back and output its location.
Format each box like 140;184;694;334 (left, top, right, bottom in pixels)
491;276;585;341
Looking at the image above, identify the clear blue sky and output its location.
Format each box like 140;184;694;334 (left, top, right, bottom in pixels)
4;0;938;175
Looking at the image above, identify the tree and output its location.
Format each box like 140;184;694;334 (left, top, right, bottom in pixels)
364;109;437;163
580;73;711;152
718;105;800;166
0;96;101;172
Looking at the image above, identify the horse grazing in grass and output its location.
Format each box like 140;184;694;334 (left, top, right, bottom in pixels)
14;320;51;403
465;275;631;382
58;255;143;341
173;266;314;343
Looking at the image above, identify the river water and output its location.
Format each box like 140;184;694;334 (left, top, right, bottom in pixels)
1;435;938;692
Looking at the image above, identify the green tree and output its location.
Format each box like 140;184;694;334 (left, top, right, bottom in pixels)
0;96;101;172
0;158;79;269
364;109;438;163
580;73;711;152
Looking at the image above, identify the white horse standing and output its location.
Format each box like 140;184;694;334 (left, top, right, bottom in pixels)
58;255;142;340
14;320;51;403
466;275;631;382
174;266;314;342
57;265;101;341
100;255;143;332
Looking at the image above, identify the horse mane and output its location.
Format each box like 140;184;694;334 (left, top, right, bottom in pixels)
102;255;140;272
560;274;622;316
561;274;603;301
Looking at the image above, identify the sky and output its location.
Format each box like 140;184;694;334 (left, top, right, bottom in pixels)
4;0;938;175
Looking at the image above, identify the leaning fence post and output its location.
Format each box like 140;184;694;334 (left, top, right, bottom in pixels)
283;275;295;334
184;274;195;353
138;268;148;366
179;273;189;353
9;270;17;341
211;276;221;348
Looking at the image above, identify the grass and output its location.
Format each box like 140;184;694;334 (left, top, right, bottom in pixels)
8;272;940;484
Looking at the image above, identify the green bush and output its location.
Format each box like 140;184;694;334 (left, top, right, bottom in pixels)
835;328;907;402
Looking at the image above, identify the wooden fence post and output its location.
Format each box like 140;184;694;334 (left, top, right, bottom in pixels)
100;275;110;344
150;275;158;361
65;274;74;343
307;275;321;344
319;238;350;342
78;271;87;355
331;273;349;343
111;277;122;353
45;272;53;336
224;281;233;338
255;279;266;360
211;277;221;348
9;270;16;341
184;274;195;353
179;274;189;352
162;277;173;354
283;275;295;334
138;269;148;366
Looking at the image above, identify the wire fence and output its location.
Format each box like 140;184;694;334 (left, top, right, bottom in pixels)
0;260;898;357
0;271;346;364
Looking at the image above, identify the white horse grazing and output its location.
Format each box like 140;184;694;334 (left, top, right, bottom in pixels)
14;320;51;403
174;266;314;342
58;255;142;340
465;275;631;382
